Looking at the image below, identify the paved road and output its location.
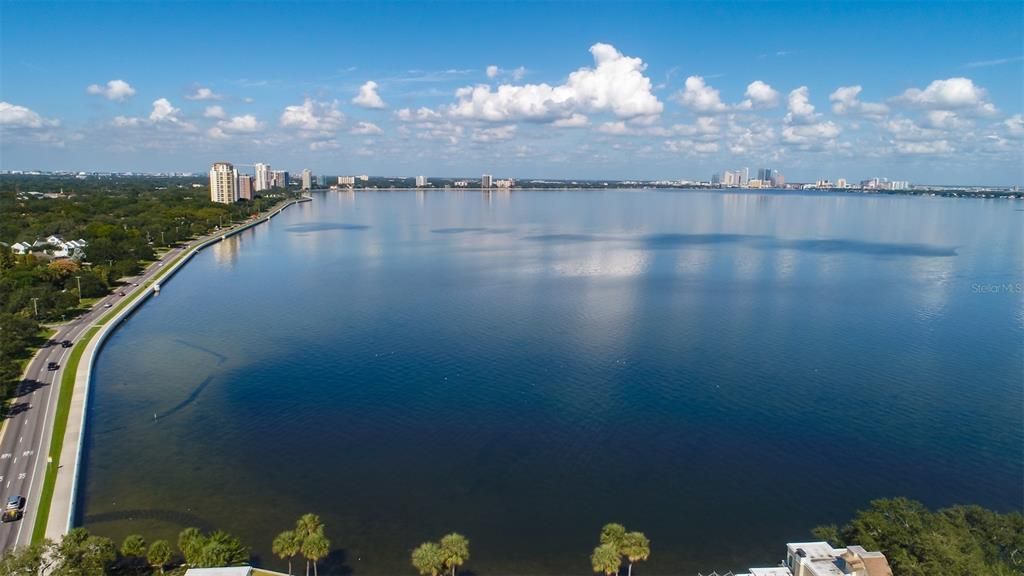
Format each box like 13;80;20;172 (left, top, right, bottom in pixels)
0;242;191;552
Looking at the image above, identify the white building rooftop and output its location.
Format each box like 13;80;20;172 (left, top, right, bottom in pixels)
750;568;794;576
183;568;252;576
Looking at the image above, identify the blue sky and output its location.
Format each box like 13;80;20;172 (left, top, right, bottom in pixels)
1;1;1022;184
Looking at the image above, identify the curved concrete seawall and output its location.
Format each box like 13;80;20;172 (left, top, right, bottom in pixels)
46;196;311;540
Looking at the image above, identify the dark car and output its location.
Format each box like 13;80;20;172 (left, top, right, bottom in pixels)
2;509;22;523
5;496;24;510
119;292;126;296
47;362;59;371
61;340;72;348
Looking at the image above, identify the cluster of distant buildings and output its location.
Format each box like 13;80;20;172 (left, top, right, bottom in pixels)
7;234;88;259
422;174;515;189
209;162;325;204
710;167;913;191
713;168;786;189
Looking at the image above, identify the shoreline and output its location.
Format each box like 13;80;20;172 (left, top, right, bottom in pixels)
35;195;312;543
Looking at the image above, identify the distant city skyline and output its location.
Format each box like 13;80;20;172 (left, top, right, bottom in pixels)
1;2;1022;184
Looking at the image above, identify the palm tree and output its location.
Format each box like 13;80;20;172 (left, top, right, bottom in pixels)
294;514;325;576
273;530;301;575
147;540;172;575
302;532;330;576
121;534;146;574
600;523;626;549
295;513;324;541
412;542;445;576
591;543;622;576
619;532;650;576
177;527;204;566
439;533;470;576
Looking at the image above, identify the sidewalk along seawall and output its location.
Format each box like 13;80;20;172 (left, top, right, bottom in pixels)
42;196;311;541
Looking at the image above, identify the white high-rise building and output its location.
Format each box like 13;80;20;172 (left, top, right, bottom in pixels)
415;175;427;187
272;170;289;189
302;169;312;190
209;162;238;204
481;174;493;188
255;163;272;192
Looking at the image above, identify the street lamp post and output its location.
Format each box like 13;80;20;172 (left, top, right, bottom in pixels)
75;275;82;304
31;297;39;318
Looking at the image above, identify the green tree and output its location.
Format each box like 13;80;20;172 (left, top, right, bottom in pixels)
302;531;330;576
412;542;445;576
178;527;204;566
121;534;147;574
591;543;621;576
54;527;117;576
146;540;172;575
273;529;301;575
815;498;1024;576
121;533;146;557
439;533;470;576
293;513;326;576
600;523;626;550
619;532;650;576
195;530;249;567
0;540;51;574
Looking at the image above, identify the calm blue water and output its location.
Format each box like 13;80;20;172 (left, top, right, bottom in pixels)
81;189;1023;575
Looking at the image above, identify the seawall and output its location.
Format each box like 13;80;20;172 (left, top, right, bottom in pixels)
45;196;311;540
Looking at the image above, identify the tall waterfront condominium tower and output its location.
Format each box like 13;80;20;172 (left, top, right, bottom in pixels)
209;162;238;204
301;169;312;190
237;174;255;200
255;162;271;192
272;170;289;189
481;174;493;188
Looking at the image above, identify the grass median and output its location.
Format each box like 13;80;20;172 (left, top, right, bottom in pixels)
30;325;97;544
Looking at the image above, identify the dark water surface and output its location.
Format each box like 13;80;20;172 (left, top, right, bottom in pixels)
80;190;1023;575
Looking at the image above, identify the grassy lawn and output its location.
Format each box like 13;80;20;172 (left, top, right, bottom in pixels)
30;324;98;543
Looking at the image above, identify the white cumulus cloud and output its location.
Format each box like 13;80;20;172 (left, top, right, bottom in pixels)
149;98;182;123
552;113;589;128
737;80;780;110
281;98;345;132
784;87;819;124
1005;114;1024;137
395;107;441;122
86;79;136;102
897;77;997;115
829;85;888;116
353;81;387;109
449;43;663;122
350;121;383;135
0;102;59;128
204;105;226;119
186;86;222;101
486;65;499;79
207;114;263;139
676;76;728;114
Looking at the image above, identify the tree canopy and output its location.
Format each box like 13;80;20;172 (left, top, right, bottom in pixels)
813;497;1024;576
